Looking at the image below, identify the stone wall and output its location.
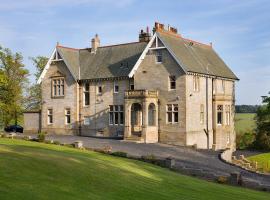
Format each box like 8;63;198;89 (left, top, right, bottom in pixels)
134;49;186;146
23;112;40;134
41;61;78;135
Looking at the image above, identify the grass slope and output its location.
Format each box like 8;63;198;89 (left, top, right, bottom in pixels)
248;153;270;173
235;113;256;134
0;139;269;200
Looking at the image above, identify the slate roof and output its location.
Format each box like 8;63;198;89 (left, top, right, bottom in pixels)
57;42;147;80
157;31;238;80
56;31;238;81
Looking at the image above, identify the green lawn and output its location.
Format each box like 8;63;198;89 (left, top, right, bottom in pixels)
235;113;256;134
0;139;269;200
248;153;270;173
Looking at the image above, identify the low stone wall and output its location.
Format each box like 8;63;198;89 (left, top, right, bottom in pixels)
220;148;233;163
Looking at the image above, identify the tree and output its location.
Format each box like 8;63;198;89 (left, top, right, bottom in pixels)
0;46;29;127
253;93;270;150
25;56;48;110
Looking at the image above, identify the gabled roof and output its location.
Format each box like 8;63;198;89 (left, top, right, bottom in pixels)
157;31;238;80
38;28;238;83
79;42;147;80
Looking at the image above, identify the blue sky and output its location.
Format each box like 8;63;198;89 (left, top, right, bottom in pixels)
0;0;269;104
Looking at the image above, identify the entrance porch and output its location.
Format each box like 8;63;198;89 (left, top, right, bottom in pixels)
124;90;159;143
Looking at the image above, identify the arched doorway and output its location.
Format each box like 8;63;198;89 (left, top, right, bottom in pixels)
131;103;142;136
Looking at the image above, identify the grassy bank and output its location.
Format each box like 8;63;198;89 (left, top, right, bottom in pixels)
0;138;269;200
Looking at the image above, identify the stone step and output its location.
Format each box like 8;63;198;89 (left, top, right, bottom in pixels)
124;136;144;143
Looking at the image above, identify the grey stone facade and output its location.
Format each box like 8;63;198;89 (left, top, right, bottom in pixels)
34;23;238;150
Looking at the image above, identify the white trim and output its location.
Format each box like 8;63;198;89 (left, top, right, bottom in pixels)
156;33;187;74
149;47;166;50
37;48;56;84
128;33;157;78
37;47;77;84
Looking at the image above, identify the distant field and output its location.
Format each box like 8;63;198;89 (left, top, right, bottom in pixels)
235;113;256;134
248;153;270;173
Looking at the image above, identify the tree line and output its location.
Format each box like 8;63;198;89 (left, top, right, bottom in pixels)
0;45;48;128
235;105;259;113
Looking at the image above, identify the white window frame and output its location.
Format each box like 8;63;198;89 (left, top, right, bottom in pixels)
193;76;200;92
114;81;119;93
109;105;124;126
83;83;90;106
52;77;65;97
166;104;179;124
97;83;102;95
65;108;71;125
217;105;223;125
156;50;162;63
169;76;176;90
221;80;225;94
47;109;53;125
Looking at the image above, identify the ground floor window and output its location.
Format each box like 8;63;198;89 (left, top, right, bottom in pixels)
167;104;178;124
47;109;53;124
109;105;124;125
217;105;223;125
65;108;71;124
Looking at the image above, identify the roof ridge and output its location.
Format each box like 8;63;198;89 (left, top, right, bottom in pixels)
57;45;80;51
157;29;211;48
182;38;212;48
80;41;146;51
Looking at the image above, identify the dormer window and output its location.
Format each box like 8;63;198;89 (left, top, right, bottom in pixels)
52;78;64;97
156;50;162;63
114;81;119;93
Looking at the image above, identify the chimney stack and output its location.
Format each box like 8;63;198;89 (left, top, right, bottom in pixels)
139;27;151;42
91;34;100;53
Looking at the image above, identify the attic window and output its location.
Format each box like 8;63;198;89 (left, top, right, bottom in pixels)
52;78;64;97
156;50;162;63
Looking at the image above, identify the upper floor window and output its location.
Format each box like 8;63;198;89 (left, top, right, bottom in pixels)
156;50;162;63
167;104;178;124
83;83;90;106
169;76;176;90
217;105;223;125
114;81;119;93
109;105;124;125
52;78;64;97
65;108;71;124
47;109;53;124
129;79;134;90
200;104;204;124
97;83;102;95
193;76;200;92
221;80;225;93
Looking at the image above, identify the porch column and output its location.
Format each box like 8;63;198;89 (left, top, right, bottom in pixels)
124;101;131;138
142;100;148;141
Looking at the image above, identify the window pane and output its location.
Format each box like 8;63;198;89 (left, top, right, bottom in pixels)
217;112;222;124
109;105;113;111
114;106;119;111
167;112;172;123
119;105;123;111
109;113;114;125
114;112;119;125
120;112;124;125
84;92;90;106
173;104;178;111
174;112;178;123
167;105;172;111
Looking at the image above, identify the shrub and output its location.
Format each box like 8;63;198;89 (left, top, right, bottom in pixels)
37;131;46;142
217;176;228;184
141;154;158;164
236;131;255;150
53;141;61;145
111;151;127;158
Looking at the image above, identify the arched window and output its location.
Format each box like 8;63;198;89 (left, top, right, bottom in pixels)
148;103;156;126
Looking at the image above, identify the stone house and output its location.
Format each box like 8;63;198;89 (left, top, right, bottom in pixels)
33;22;238;150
